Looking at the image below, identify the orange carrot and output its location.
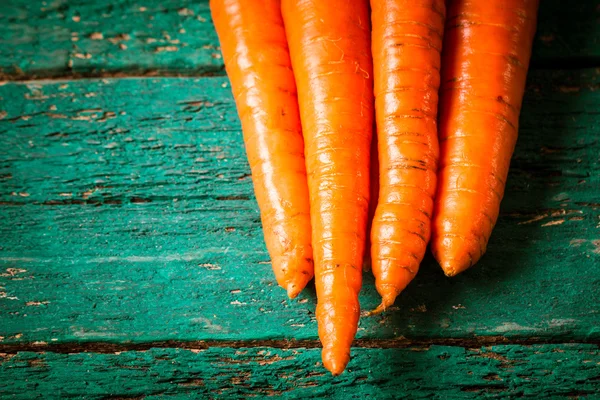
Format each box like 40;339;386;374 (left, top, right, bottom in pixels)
432;0;539;276
210;0;313;298
364;130;380;272
369;0;445;313
282;0;374;375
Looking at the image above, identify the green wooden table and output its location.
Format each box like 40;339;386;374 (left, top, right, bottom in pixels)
1;1;599;398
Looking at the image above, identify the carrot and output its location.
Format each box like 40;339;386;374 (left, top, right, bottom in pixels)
210;0;313;298
281;0;374;375
364;131;380;272
432;0;539;276
369;0;445;313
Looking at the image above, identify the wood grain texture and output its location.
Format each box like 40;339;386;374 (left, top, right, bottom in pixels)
1;344;599;398
0;0;597;78
1;70;598;345
532;0;600;68
1;1;599;391
0;0;223;78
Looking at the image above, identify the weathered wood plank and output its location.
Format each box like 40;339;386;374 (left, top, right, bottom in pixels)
0;0;598;78
0;0;222;78
1;344;599;399
532;0;600;68
0;70;599;344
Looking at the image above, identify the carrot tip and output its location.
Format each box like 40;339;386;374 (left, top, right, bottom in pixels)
365;303;386;316
432;235;480;276
286;283;300;299
443;267;457;277
438;259;468;277
322;348;350;376
366;294;396;316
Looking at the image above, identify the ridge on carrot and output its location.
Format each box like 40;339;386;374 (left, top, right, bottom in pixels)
364;130;380;273
369;0;445;314
432;0;539;276
282;0;374;375
210;0;313;298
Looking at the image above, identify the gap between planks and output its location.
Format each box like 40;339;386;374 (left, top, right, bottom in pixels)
1;64;598;83
0;56;598;83
1;337;599;354
0;70;226;83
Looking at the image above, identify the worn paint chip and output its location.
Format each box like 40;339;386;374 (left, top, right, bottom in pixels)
592;240;600;254
25;301;49;306
570;239;587;247
541;219;565;227
178;8;194;16
155;46;178;53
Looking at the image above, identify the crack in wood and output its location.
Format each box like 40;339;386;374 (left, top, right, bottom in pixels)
0;70;227;82
0;57;597;84
0;337;598;354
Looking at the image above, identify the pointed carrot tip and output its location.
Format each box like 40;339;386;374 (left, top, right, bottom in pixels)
322;348;350;376
366;303;386;316
432;234;481;277
442;265;457;277
438;258;470;277
367;281;403;315
366;293;396;316
276;253;313;299
286;283;300;299
438;259;456;277
285;267;313;299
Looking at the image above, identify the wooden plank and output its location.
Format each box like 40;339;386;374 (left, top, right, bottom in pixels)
532;0;600;68
0;0;598;79
0;70;599;344
1;344;599;398
0;0;222;78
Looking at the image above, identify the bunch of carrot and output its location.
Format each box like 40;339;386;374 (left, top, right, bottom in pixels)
211;0;539;375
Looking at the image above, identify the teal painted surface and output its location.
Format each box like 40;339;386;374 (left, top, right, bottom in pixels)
0;0;598;78
0;0;222;78
1;345;599;398
0;0;599;393
1;70;598;344
533;0;600;67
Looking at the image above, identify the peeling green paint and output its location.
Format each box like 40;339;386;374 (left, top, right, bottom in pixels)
0;0;597;78
0;70;598;344
1;345;599;399
0;0;599;394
